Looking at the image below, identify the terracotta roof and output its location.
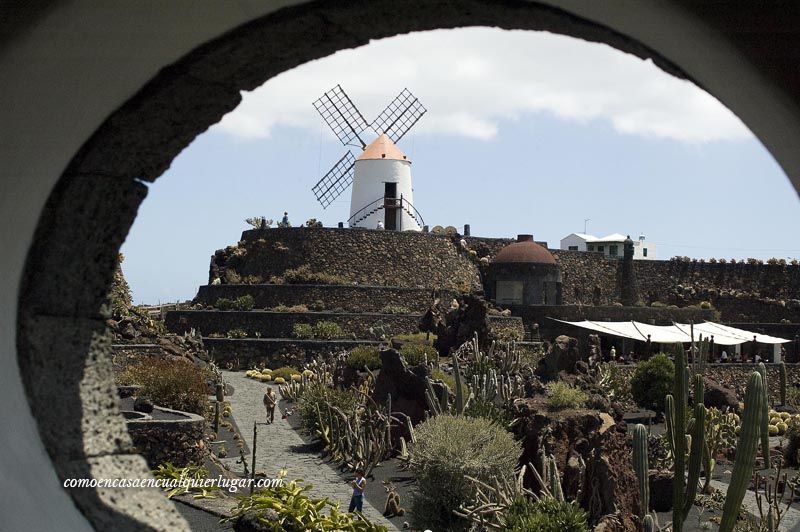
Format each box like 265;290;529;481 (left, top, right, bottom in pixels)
356;133;409;162
493;235;556;265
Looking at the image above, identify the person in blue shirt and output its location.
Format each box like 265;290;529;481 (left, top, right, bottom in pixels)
348;469;366;513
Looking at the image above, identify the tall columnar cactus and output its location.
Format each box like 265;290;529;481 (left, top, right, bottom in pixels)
643;514;655;532
758;362;770;467
667;343;706;532
719;371;765;532
633;424;649;518
780;361;787;406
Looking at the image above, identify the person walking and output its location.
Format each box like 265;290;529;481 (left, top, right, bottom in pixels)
348;469;366;513
263;387;277;424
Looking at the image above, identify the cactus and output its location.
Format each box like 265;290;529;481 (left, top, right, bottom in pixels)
643;514;656;532
780;361;787;406
758;362;770;467
633;424;649;517
667;343;706;532
719;371;765;532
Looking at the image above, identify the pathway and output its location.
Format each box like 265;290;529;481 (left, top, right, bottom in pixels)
221;371;398;530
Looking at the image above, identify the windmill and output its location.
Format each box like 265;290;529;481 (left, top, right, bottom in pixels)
312;85;427;231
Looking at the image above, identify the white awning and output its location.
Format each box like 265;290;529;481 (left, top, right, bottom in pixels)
550;319;791;345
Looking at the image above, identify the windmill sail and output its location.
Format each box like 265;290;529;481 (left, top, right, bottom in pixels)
313;85;369;148
371;88;426;143
312;151;355;209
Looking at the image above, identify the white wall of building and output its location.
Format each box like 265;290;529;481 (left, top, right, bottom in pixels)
560;233;589;251
349;158;420;231
560;233;656;260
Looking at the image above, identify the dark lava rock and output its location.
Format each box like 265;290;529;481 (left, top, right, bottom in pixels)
649;469;673;512
536;335;580;380
133;396;154;413
372;348;445;425
514;398;640;531
703;377;739;413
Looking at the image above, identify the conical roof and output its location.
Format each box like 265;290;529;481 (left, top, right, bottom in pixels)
356;134;409;162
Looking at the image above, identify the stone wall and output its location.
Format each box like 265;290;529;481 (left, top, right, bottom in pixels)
166;310;524;343
551;250;620;306
194;284;456;313
167;310;422;339
209;227;481;292
633;260;800;309
203;338;381;368
126;410;206;469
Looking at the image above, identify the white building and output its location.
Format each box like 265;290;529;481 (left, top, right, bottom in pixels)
348;134;423;231
560;233;656;260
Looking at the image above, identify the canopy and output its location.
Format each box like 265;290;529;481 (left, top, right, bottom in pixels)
551;319;790;345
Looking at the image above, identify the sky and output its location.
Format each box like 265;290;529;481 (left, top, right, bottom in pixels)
120;27;800;305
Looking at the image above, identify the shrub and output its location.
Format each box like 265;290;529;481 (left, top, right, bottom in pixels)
504;497;589;532
313;320;345;339
215;294;255;311
630;353;675;413
546;381;588;411
273;303;309;312
400;342;438;366
298;382;360;434
270;366;299;381
380;305;411;314
394;332;436;345
700;300;713;309
226;328;247;339
410;415;521;531
309;299;326;311
117;358;209;415
292;323;314;339
281;264;347;285
347;346;382;370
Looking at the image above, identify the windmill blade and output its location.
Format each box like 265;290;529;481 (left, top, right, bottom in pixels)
312;151;355;209
313;85;369;148
371;88;426;143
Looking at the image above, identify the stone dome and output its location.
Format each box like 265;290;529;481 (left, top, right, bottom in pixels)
493;234;556;265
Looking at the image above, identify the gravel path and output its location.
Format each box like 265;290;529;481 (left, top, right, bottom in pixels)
222;371;398;530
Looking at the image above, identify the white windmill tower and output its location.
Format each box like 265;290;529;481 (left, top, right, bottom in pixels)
312;85;426;231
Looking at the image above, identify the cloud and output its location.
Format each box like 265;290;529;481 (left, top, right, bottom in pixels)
213;27;752;144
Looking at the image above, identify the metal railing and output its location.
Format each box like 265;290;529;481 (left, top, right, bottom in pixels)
347;194;425;229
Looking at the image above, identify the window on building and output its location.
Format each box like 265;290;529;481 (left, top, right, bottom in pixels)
597;245;604;253
568;245;578;251
609;245;618;257
587;245;594;251
643;248;648;257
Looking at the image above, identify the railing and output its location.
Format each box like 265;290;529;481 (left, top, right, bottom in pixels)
347;194;425;229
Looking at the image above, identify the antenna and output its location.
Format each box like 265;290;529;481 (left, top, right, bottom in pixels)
311;85;426;209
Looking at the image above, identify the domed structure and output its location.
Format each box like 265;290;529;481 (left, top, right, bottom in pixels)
486;235;562;306
493;234;556;264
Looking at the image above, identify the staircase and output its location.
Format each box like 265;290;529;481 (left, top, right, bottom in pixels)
348;195;425;229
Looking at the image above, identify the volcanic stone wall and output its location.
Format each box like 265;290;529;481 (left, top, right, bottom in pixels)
127;413;205;468
195;284;456;313
633;260;800;307
552;250;620;306
209;227;481;292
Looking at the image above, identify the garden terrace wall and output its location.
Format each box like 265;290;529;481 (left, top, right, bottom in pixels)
194;284;458;313
167;310;524;343
714;297;800;323
167;310;422;339
203;338;381;368
126;409;206;469
209;227;482;292
633;260;800;307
